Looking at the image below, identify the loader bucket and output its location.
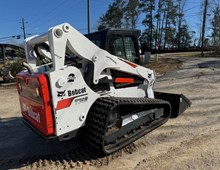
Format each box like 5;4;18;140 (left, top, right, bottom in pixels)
154;92;191;118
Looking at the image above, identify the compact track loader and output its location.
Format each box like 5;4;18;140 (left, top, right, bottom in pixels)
16;23;191;155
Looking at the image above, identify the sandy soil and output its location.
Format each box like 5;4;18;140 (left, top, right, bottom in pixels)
0;54;220;170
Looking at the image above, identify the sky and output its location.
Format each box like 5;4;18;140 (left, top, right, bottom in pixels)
0;0;203;44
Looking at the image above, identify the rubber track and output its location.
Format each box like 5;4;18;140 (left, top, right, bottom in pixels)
84;97;171;155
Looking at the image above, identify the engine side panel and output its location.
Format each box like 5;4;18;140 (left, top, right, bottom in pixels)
47;66;99;136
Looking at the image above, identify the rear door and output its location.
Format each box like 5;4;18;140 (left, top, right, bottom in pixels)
16;73;55;136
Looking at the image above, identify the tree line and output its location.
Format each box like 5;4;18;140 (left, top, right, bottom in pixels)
210;0;220;53
97;0;220;53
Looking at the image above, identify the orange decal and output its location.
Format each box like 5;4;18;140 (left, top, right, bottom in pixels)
114;78;134;83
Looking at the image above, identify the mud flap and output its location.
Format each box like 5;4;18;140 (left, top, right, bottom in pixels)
154;91;191;118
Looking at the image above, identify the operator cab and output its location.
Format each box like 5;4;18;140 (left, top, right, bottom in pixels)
85;28;141;64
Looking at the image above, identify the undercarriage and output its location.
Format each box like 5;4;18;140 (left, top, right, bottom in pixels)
85;97;171;155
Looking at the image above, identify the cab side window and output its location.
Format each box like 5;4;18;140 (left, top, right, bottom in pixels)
109;35;126;59
124;36;136;62
108;35;137;62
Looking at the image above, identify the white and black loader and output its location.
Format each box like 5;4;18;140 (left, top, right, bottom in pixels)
16;23;191;155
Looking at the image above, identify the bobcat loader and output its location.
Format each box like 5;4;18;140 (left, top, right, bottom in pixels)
16;23;191;155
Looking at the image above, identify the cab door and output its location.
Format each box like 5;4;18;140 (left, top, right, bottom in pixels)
107;35;140;64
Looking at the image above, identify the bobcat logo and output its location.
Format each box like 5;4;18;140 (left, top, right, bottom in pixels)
57;90;66;97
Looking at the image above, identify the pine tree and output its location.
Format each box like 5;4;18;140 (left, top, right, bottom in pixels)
179;24;191;48
140;0;155;50
201;0;209;56
155;0;162;50
162;0;177;49
176;0;187;49
211;4;220;50
124;0;141;29
97;0;125;30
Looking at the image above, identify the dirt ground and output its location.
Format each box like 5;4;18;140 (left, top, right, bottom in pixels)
0;53;220;170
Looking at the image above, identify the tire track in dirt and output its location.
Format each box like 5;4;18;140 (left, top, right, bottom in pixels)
0;143;137;170
134;128;220;170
